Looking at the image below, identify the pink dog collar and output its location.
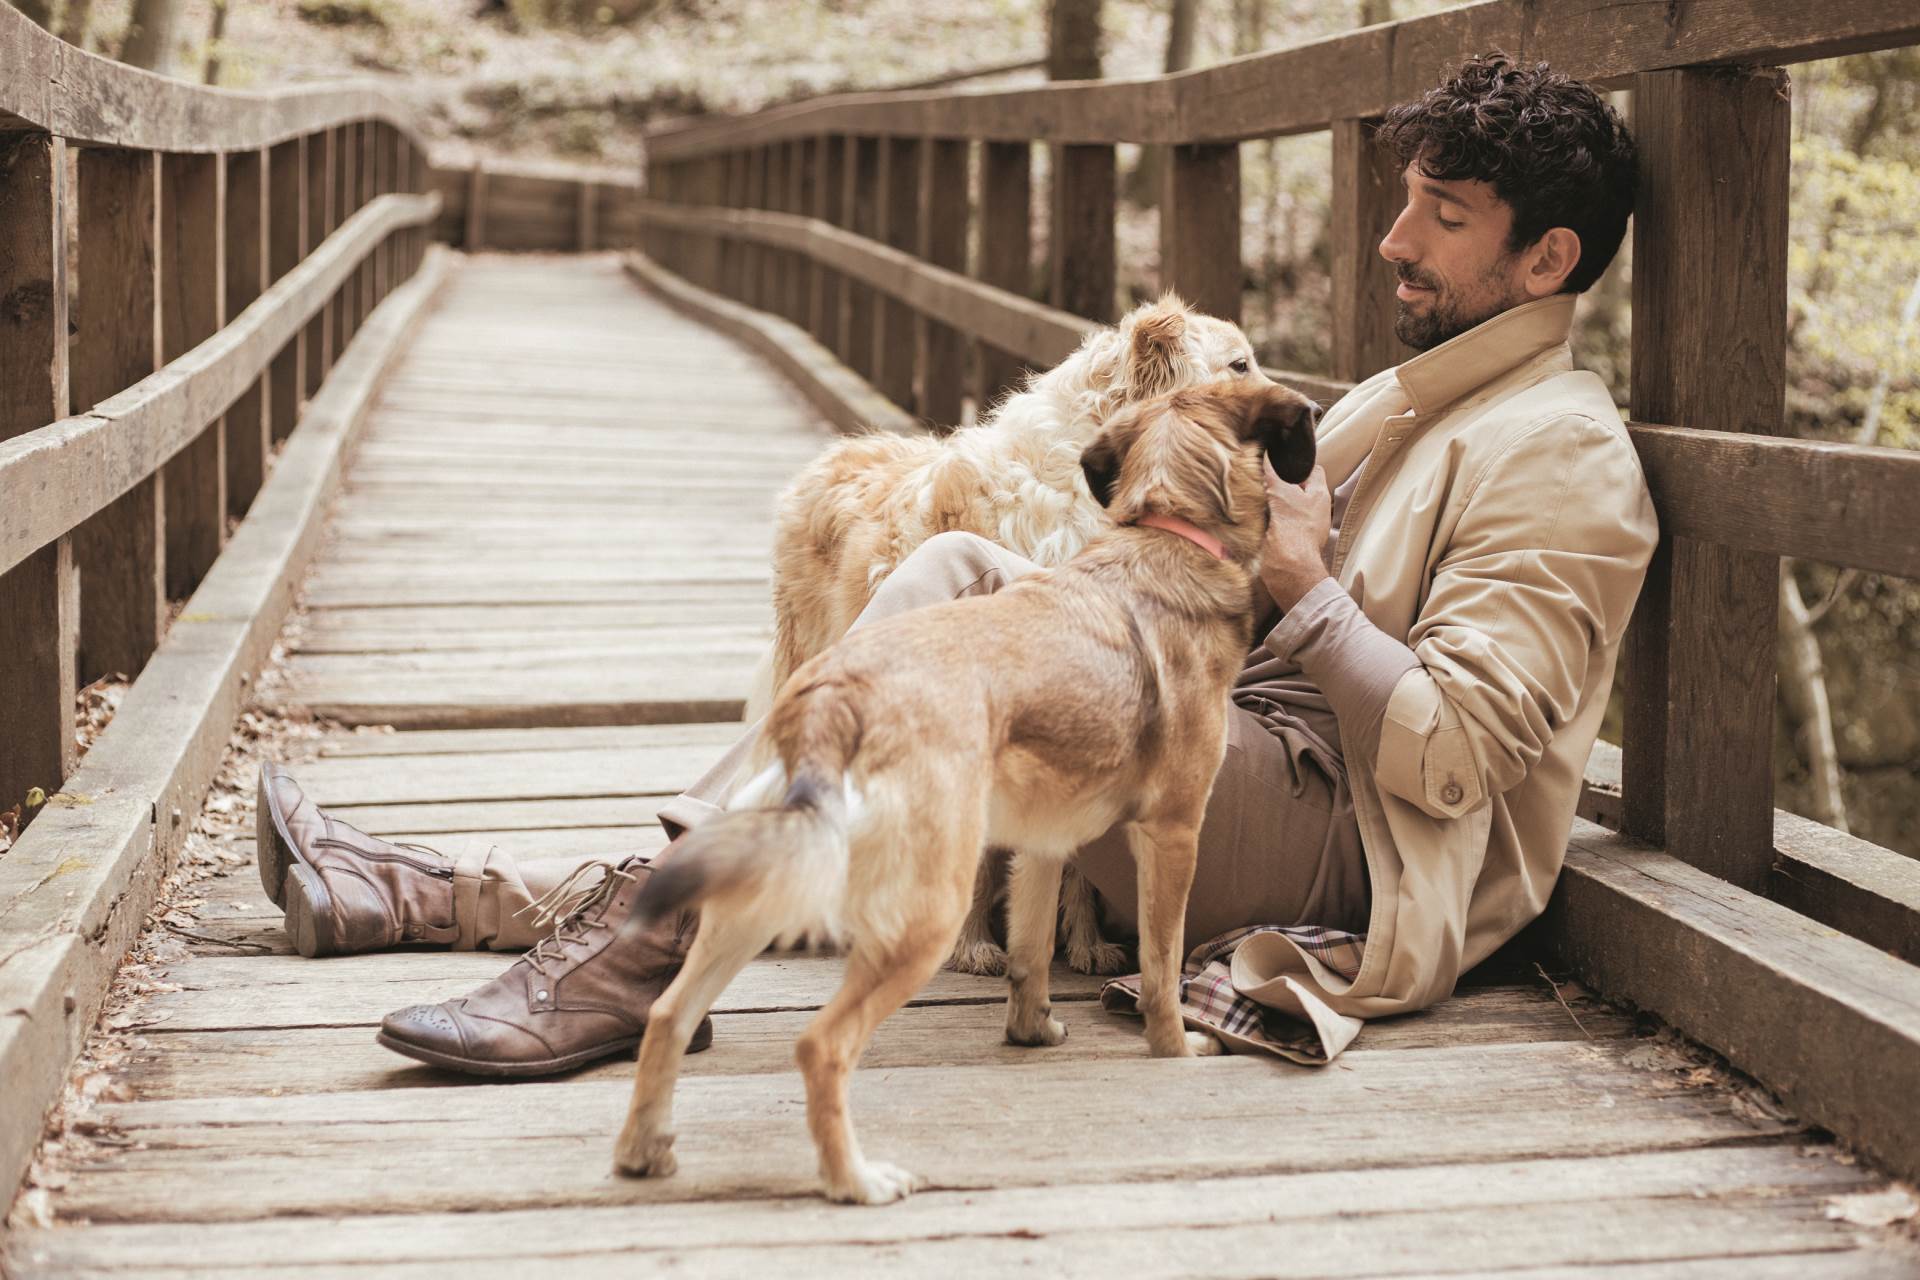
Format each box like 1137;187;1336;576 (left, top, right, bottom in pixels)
1135;513;1228;561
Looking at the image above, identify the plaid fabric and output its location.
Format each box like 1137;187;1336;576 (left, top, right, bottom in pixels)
1100;924;1366;1064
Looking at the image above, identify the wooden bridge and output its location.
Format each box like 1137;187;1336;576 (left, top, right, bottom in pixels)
4;2;1920;1273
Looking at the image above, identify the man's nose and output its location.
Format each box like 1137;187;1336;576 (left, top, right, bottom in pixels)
1378;203;1417;265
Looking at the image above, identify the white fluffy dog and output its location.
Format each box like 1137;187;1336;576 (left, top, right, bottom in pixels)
762;293;1274;976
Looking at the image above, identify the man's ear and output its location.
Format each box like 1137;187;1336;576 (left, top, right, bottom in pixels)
1079;432;1123;508
1522;227;1582;298
1233;385;1318;483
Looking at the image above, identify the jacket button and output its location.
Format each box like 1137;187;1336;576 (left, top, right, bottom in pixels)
1441;781;1464;806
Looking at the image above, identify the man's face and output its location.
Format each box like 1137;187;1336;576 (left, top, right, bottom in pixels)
1378;163;1533;351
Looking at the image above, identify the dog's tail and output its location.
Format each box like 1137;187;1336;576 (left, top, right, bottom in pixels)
630;684;862;940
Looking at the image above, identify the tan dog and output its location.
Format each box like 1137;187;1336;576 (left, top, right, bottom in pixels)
768;294;1272;979
612;380;1318;1205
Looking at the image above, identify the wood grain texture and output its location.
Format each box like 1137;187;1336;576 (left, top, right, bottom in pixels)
1329;117;1409;382
222;147;270;517
845;136;880;378
917;137;969;424
1621;66;1790;890
1159;142;1241;324
1048;142;1115;323
976;139;1033;408
875;136;919;408
266;137;305;443
0;134;75;809
70;147;164;683
159;150;226;599
807;133;844;347
303;129;334;397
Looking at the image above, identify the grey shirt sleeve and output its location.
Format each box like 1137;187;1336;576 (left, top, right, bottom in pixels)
1261;576;1422;770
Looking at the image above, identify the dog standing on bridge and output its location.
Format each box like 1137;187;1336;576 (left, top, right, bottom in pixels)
610;379;1319;1205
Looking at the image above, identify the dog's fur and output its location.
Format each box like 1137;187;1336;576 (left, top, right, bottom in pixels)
612;381;1319;1206
766;294;1272;979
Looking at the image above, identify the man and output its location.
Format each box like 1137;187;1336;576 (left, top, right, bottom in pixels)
259;53;1656;1074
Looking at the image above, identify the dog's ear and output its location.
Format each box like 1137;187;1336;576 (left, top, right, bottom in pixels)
1124;294;1190;401
1233;385;1319;484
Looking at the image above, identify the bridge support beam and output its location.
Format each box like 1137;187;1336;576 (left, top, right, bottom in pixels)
159;151;227;601
224;146;270;518
976;141;1032;413
918;138;969;426
875;137;920;411
1329;117;1409;383
72;148;166;687
268;136;307;443
1159;142;1241;325
1049;143;1115;324
305;130;335;398
0;133;78;813
1622;66;1792;891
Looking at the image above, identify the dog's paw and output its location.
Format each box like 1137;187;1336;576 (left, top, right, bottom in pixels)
947;937;1008;977
612;1129;678;1179
825;1158;923;1206
1185;1029;1225;1056
1066;937;1132;975
1006;1013;1068;1048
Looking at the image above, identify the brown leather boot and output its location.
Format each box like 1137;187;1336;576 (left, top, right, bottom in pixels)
375;857;712;1077
257;763;460;958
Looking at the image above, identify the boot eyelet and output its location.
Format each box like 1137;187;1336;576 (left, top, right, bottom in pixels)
536;990;550;1001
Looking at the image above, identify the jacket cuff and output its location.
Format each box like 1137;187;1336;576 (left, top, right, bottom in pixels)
1263;578;1422;768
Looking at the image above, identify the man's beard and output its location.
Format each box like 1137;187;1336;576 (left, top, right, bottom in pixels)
1391;262;1519;352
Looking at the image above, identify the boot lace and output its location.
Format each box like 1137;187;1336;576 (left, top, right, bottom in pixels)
517;860;641;975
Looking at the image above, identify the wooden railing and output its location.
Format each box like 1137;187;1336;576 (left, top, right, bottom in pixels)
426;158;643;254
636;0;1920;895
0;6;440;811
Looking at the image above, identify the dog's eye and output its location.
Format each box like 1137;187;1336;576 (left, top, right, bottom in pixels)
1230;358;1251;375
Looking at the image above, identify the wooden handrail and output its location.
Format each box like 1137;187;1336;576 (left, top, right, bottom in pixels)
0;5;422;151
0;192;439;580
645;0;1920;158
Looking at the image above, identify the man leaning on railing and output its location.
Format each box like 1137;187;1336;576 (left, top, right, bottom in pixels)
252;53;1657;1070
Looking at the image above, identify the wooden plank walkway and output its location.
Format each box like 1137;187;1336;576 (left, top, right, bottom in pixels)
9;254;1920;1277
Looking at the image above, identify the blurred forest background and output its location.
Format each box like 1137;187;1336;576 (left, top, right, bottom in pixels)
14;0;1918;856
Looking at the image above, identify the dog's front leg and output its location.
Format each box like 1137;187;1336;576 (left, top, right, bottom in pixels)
1003;852;1068;1046
1127;820;1223;1058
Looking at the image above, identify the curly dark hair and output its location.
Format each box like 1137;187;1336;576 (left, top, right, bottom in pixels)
1377;53;1636;294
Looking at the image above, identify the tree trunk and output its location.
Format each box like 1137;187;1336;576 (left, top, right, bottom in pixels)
1047;0;1102;81
1134;0;1201;208
59;0;94;48
121;0;184;73
203;0;228;84
1778;561;1850;833
14;0;55;31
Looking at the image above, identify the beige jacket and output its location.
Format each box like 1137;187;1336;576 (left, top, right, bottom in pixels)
1234;294;1658;1025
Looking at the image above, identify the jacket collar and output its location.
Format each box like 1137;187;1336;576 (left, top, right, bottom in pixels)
1394;294;1577;417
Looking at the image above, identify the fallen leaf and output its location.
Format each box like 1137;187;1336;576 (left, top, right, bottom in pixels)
1824;1187;1919;1228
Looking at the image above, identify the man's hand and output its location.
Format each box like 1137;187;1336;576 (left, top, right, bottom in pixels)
1260;461;1333;613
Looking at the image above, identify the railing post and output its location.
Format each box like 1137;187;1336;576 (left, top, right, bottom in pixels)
725;150;750;300
304;130;335;397
333;126;356;357
357;122;375;323
810;134;844;350
1160;143;1241;324
268;136;306;442
1329;117;1408;382
159;151;226;599
223;146;269;516
918;137;968;424
875;137;919;409
1049;143;1115;323
465;160;487;252
1622;66;1791;891
977;141;1031;412
0;133;78;809
742;145;767;310
765;142;790;319
578;177;598;252
844;137;880;379
72;147;165;684
786;138;809;324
